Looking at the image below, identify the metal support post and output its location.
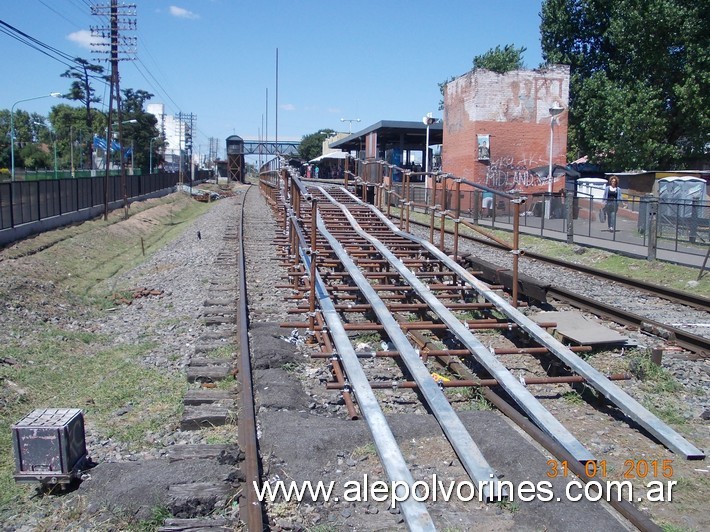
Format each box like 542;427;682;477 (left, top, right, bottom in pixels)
647;197;658;261
439;175;447;251
511;197;524;308
473;189;480;224
566;189;574;244
405;171;411;233
430;178;437;244
307;199;318;342
453;179;461;261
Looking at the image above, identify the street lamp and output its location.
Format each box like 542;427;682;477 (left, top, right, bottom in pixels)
33;121;58;179
422;112;437;173
149;136;161;174
10;92;61;181
340;117;360;134
546;104;565;219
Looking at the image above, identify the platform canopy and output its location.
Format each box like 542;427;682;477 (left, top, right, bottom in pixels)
329;120;443;154
309;151;349;163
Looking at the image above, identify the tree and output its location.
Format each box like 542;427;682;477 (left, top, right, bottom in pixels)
0;109;48;172
62;58;106;169
540;0;710;170
120;88;160;172
298;129;335;162
438;44;527;109
473;44;527;73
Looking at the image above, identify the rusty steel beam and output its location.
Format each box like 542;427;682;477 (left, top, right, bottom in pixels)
314;192;505;500
237;187;264;532
322;185;595;463
325;373;632;389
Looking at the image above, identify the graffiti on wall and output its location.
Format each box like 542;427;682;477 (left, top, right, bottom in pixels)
484;154;549;192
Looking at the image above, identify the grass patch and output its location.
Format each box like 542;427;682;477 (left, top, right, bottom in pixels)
0;326;185;514
646;403;688;426
202;425;236;445
562;390;584;404
281;361;300;373
353;332;381;345
352;442;377;459
628;351;682;393
208;344;236;359
0;192;213;523
136;505;172;531
495;499;520;513
462;388;492;411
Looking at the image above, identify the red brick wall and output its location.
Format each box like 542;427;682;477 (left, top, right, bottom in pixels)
442;66;570;195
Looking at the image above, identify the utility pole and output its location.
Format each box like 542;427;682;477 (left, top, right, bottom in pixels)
91;0;136;220
175;112;196;191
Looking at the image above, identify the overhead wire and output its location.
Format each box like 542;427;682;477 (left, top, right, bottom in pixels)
13;2;213;149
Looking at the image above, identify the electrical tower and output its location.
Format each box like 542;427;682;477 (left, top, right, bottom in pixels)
91;0;137;219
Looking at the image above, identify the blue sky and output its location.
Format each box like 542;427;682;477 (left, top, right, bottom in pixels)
3;0;546;156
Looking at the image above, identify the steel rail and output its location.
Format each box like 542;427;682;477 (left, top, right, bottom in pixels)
350;187;706;460
291;219;437;531
546;284;710;358
403;215;710;312
397;216;710;357
237;184;264;531
315;186;596;464
312;205;504;501
413;331;663;532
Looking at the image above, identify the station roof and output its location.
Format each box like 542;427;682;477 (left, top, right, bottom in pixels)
330;120;443;152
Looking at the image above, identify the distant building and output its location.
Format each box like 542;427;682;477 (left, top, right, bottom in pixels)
442;65;570;195
147;103;187;171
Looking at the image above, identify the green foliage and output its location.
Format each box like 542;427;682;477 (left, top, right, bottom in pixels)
540;0;710;170
298;129;335;162
61;58;105;108
438;44;526;109
562;390;584;404
628;352;682;393
464;388;493;411
495;498;520;513
472;44;527;73
136;505;171;531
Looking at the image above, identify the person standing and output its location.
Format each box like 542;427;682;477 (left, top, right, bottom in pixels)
603;175;623;231
482;190;494;217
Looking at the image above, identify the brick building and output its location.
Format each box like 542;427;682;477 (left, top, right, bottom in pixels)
442;65;570;196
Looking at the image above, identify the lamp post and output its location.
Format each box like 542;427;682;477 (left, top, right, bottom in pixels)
70;124;75;178
10;92;61;181
423;113;437;207
149;137;158;174
340;118;360;134
546;104;565;219
33;121;58;179
422;112;436;173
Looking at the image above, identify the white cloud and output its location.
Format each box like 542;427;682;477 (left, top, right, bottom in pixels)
67;29;105;50
281;103;296;111
169;6;200;19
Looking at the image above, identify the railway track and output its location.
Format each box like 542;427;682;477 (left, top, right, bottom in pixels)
253;168;706;530
393;211;710;359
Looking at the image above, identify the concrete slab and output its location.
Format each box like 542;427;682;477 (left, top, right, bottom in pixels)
533;310;629;345
260;410;628;531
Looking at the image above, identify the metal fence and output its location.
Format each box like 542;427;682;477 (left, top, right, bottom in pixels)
0;172;191;230
389;183;710;261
